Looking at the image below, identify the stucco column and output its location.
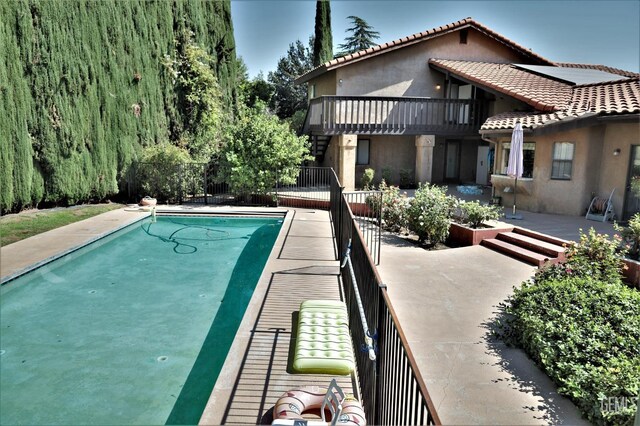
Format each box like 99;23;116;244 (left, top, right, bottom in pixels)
338;134;357;191
415;135;435;184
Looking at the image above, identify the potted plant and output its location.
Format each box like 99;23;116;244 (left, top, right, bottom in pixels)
614;213;640;287
630;175;640;198
448;200;513;246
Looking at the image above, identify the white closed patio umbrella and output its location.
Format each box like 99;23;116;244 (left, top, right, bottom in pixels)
506;121;524;219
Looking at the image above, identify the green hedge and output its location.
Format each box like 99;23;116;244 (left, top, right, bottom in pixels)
0;0;236;213
504;277;640;425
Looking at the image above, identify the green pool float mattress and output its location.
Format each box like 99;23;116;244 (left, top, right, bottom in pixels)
293;300;355;375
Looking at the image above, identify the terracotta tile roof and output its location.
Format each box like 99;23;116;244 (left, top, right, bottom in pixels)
572;78;640;114
295;17;554;84
481;78;640;131
429;59;573;112
481;111;591;131
555;62;640;79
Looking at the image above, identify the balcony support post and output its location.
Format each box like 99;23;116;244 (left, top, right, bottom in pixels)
338;134;358;191
415;135;436;184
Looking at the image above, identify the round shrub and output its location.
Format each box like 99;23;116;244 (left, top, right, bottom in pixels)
535;228;626;285
136;143;192;203
615;213;640;260
458;200;502;228
406;183;457;245
371;180;409;232
361;168;375;189
502;276;640;426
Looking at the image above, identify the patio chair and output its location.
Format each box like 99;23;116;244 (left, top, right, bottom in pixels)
586;189;615;222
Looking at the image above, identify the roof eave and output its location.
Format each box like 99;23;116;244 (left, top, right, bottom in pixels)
428;61;559;112
295;65;328;85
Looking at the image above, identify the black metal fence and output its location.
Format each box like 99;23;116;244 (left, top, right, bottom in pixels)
343;191;382;265
329;171;441;425
128;163;381;261
127;162;327;207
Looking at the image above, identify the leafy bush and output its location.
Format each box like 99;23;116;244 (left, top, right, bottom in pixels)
615;213;640;260
220;103;312;197
500;276;640;426
381;167;393;184
631;175;640;198
361;168;375;189
406;183;457;245
371;180;409;232
535;228;626;285
163;34;224;161
458;200;502;228
399;168;414;188
137;144;192;203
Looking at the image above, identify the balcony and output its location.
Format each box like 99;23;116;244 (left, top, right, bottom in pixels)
303;95;488;136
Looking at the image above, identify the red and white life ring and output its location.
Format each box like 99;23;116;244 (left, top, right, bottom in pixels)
273;385;366;426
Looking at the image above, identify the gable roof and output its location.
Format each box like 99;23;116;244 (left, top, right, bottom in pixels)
295;17;554;84
429;59;572;112
481;78;640;131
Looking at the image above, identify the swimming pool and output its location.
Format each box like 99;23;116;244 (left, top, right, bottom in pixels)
0;215;283;425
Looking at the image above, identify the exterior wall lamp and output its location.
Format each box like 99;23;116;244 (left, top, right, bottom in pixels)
613;148;621;156
435;84;442;90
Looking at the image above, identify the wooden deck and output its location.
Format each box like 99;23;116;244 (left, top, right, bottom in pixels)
201;209;356;425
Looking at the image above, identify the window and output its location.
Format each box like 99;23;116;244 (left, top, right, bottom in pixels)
551;142;574;180
309;84;316;100
459;29;468;44
356;139;370;165
501;142;535;178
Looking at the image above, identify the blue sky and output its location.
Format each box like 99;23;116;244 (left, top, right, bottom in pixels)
232;0;640;78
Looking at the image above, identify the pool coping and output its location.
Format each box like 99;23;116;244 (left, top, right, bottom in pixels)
1;209;150;284
198;209;296;425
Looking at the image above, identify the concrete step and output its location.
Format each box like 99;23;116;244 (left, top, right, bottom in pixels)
497;232;566;261
512;227;570;248
481;238;555;267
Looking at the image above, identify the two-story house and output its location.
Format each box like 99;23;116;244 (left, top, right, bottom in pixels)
296;18;639;219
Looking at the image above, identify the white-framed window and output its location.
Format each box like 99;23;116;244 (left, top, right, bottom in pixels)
551;142;574;180
356;139;370;165
501;142;535;178
309;84;316;100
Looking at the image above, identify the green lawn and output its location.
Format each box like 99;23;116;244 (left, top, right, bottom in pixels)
0;204;123;247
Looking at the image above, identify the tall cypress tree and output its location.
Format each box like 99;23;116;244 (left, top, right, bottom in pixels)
313;0;333;67
0;0;237;213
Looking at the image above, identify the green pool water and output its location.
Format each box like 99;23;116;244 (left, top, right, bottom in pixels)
0;215;282;425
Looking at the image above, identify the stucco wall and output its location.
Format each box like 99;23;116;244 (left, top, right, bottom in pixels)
492;125;638;216
331;29;528;98
309;71;337;98
597;122;640;216
353;135;415;186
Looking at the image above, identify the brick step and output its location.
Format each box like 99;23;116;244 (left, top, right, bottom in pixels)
512;227;570;248
497;232;566;261
481;238;558;267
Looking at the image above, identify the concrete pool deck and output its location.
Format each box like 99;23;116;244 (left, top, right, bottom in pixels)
377;233;589;425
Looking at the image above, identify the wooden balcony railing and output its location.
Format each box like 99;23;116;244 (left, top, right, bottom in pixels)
305;95;488;136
